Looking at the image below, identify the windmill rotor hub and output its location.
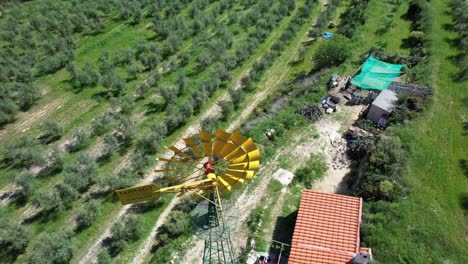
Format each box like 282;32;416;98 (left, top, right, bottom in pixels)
203;161;215;175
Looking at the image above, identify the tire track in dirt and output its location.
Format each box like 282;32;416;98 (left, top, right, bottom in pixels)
0;94;70;140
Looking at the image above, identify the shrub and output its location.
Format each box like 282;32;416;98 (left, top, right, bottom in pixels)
312;35;351;69
293;155;327;188
76;200;101;229
218;100;234;121
63;152;97;192
27;231;74;264
0;217;31;253
109;214;142;254
33;189;64;212
97;249;112;264
39;120;63;143
67;129;89;152
15;171;36;200
4;136;44;168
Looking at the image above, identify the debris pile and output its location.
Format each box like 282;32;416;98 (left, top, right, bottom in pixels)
297;105;323;123
388;82;432;101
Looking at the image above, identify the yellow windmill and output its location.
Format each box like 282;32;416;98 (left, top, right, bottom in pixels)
115;128;261;264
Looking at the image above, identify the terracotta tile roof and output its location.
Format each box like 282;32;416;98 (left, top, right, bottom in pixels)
289;191;363;264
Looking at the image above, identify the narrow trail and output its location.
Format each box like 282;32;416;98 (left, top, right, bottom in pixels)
0;94;69;141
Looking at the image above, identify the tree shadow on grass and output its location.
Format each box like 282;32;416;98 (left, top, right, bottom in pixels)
22;209;60;225
459;159;468;178
144;101;164;115
92;90;112;101
459;192;468;215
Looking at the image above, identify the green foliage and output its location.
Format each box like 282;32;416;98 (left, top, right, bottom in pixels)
130;150;151;172
33;189;64;212
357;135;406;201
154;210;191;249
67;129;89;152
97;249;112;264
76;200;102;229
39;120;63;143
218;100;234;121
4;136;44;168
293;155;327;188
92;113;114;136
0;217;31;254
55;183;79;204
63;152;97;192
337;0;370;38
27;230;74;264
229;88;245;110
109;214;142;254
15;171;36;200
136;122;167;154
200;117;220;134
312;35;351;69
101;134;119;159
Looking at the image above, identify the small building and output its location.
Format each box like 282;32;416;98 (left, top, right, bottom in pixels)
366;89;398;124
289;190;371;264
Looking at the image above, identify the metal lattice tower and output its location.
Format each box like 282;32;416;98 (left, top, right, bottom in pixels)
201;193;237;264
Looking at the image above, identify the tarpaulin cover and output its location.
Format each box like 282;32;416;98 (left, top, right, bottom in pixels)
322;32;334;39
351;57;404;90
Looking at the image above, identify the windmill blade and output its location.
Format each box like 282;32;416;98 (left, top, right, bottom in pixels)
167;145;197;162
216;176;232;196
154;169;179;173
224;146;248;161
219;141;238;157
228;160;260;171
183;137;203;158
225;169;255;180
213;128;231;156
241;138;258;152
199;130;213;161
230;149;261;163
219;174;244;189
158;157;195;165
230;131;248;146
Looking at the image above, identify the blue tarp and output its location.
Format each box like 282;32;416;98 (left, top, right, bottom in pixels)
322;32;334;39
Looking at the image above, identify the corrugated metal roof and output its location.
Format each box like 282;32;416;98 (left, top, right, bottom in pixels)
289;191;363;264
372;89;398;112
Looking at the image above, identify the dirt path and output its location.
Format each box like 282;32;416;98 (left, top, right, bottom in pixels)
0;94;69;141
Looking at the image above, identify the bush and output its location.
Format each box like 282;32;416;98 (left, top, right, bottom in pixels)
5;136;44;168
27;231;74;264
63;152;97;192
0;217;31;254
101;134;119;159
15;171;36;201
97;249;112;264
76;200;101;229
109;214;142;254
356;135;406;201
39;120;63;143
67;129;89;152
293;155;327;188
33;189;64;212
218;100;234;121
312;35;351;69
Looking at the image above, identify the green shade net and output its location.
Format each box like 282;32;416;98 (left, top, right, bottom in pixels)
351;56;404;90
